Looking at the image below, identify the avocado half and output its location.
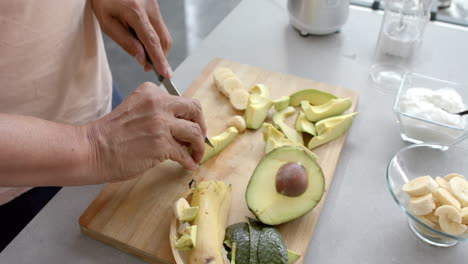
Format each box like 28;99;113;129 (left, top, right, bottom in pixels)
245;146;325;225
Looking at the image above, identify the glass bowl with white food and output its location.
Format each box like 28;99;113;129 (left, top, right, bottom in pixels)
387;143;468;247
393;72;468;148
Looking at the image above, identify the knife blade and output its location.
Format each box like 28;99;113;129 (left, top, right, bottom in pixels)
130;28;214;148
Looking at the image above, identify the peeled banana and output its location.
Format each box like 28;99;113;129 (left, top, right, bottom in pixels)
445;173;465;182
229;89;249;110
435;205;467;236
433;188;461;209
227;116;246;133
402;176;438;196
408;193;435;216
435;177;450;191
461;207;468;225
213;67;243;98
449;177;468;207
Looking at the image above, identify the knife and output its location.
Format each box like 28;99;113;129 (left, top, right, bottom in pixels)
130;28;214;148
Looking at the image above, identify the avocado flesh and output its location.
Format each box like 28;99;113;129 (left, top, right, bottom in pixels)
287;250;301;264
308;112;358;150
175;225;197;251
226;223;251;264
245;95;273;130
246;146;325;225
289;89;337;106
301;98;352;122
180;206;199;221
262;123;318;160
294;111;317;136
249;84;270;98
273;96;290;111
257;227;288;264
272;107;303;145
201;126;239;163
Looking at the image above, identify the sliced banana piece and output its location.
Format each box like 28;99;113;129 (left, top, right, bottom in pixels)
221;77;243;98
174;198;190;220
433;188;461;209
435;176;450;191
408;193;435;216
402;176;439;196
227;115;246;133
445;173;465;182
435;205;467;236
417;216;436;228
213;68;235;97
449;177;468;207
461;207;468;225
424;212;439;224
229;89;249;110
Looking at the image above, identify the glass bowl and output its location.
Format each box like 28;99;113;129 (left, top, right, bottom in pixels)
393;73;468;148
387;143;468;247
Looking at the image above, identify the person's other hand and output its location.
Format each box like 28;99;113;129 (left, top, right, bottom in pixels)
84;82;206;182
91;0;173;78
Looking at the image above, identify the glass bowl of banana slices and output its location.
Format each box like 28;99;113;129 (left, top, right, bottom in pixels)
387;143;468;247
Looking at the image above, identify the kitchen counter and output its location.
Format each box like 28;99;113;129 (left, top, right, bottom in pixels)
1;0;468;263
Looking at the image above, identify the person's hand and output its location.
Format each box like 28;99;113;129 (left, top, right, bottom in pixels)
84;82;206;182
91;0;173;78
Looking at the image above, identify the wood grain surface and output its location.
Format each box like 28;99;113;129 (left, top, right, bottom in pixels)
79;58;359;264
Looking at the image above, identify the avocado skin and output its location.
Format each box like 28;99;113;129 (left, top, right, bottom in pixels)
247;218;263;264
226;223;251;264
257;227;288;264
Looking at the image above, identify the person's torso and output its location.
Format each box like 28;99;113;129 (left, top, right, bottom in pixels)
0;0;112;204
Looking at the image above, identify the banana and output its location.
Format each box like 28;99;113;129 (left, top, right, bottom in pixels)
174;197;190;220
433;188;461;209
408;193;435;216
402;176;438;196
435;205;467;236
221;77;243;98
445;173;465;182
424;212;439;224
227;115;246;133
461;207;468;225
435;177;450;191
449;177;468;207
229;89;249;110
417;216;436;228
189;181;232;264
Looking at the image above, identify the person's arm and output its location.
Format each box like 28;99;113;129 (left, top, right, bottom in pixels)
0;114;95;186
0;82;206;187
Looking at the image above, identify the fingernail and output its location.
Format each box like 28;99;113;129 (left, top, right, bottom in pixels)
165;66;173;78
135;53;146;67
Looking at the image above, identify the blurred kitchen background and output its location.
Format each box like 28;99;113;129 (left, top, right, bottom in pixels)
104;0;468;98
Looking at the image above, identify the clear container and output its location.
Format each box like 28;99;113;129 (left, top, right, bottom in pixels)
370;0;432;90
387;143;468;247
393;72;468;148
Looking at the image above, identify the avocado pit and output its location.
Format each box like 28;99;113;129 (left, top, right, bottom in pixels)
275;162;308;197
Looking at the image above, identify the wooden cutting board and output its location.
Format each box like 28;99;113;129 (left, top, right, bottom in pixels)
79;58;359;264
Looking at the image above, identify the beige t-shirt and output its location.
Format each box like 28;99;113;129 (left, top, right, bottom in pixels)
0;0;112;205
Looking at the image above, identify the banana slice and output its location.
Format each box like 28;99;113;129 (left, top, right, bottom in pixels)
227;115;246;133
417;216;436;228
445;173;465;182
435;205;467;236
213;68;235;97
220;77;243;98
408;193;435;216
433;188;461;209
449;177;468;207
435;177;450;191
424;212;439;224
402;176;439;196
461;207;468;225
174;198;191;220
229;89;249;110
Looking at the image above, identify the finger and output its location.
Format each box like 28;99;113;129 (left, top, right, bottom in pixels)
125;9;173;78
170;119;205;164
168;138;198;170
169;97;207;137
147;1;173;56
100;17;146;67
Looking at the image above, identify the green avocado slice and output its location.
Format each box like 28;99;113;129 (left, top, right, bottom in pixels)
289;89;337;106
273;96;290;111
294;111;317;136
287;249;301;264
272;107;303;145
245;95;273;130
257;227;288;264
308;112;358;150
201;127;239;163
301;98;352;122
226;223;251;264
246;146;325;225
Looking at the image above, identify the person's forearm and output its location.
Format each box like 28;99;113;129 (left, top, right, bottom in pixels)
0;113;98;187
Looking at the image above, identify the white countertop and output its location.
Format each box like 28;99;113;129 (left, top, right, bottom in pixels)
2;0;468;263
